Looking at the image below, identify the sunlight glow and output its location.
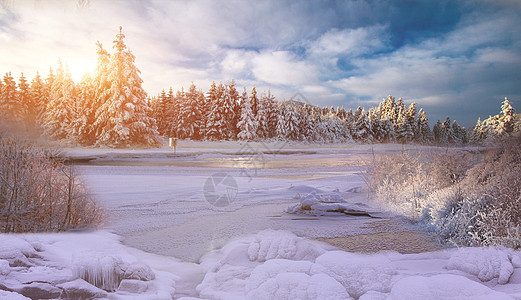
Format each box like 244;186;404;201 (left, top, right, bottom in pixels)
64;57;94;82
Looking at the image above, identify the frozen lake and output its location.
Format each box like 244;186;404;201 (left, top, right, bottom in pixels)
74;142;440;262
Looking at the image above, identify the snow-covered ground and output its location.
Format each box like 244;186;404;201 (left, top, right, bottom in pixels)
2;142;520;299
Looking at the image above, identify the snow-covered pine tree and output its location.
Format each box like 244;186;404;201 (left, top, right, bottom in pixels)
70;73;97;144
18;73;30;124
29;72;49;130
154;89;168;135
250;85;259;118
416;108;432;144
178;83;203;139
470;118;487;144
165;87;179;138
395;106;414;143
368;108;383;142
297;104;314;141
237;88;258;141
0;72;23;125
43;62;76;140
275;103;287;140
227;80;241;139
353;108;372;142
406;102;418;140
93;27;159;147
497;97;516;136
205;82;225;140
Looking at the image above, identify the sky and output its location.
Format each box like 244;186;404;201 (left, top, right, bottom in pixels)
1;0;521;126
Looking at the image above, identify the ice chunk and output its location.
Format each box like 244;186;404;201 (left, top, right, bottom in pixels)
312;251;395;298
388;274;514;300
247;272;352;300
447;247;514;284
73;253;124;292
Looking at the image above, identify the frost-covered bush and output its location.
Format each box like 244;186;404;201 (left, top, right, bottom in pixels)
0;136;104;232
369;137;521;248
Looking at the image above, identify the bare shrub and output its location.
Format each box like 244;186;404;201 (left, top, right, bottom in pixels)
0;136;103;232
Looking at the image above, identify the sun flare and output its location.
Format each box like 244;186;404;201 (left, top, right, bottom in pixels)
64;57;94;82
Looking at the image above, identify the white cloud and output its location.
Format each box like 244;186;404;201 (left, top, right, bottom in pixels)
251;50;317;86
308;25;389;58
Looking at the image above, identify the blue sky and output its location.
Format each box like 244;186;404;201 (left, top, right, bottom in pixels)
1;0;521;126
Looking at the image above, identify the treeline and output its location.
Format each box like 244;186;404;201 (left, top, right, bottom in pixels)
0;27;158;147
1;28;519;147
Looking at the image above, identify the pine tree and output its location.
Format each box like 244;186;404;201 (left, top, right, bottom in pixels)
227;80;241;139
178;83;203;139
93;27;159;147
416;108;432;144
18;73;30;123
395;106;414;143
205;82;225;140
498;97;516;136
0;72;23;124
29;72;49;130
471;118;487;144
43;62;76;140
353;108;372;141
237;88;258;140
71;73;97;144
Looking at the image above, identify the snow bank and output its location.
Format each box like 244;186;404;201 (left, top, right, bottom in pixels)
286;191;374;216
248;229;326;262
2;229;521;299
447;247;514;284
388;274;514;300
312;251;396;298
247;272;352;300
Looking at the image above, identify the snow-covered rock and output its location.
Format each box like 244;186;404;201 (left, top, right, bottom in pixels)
286;192;374;216
118;279;151;293
447;247;514;284
0;259;10;275
388;274;514;300
311;251;396;298
16;282;62;299
0;290;30;300
122;262;156;281
57;278;108;299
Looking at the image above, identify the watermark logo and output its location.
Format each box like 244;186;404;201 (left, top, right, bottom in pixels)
203;173;238;207
290;92;312;106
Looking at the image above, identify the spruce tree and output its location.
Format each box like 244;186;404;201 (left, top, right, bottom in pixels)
43;62;76;140
0;72;22;124
93;27;159;147
29;72;49;130
237;88;258;140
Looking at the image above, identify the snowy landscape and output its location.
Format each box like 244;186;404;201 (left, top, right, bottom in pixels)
1;142;521;299
2;1;521;299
